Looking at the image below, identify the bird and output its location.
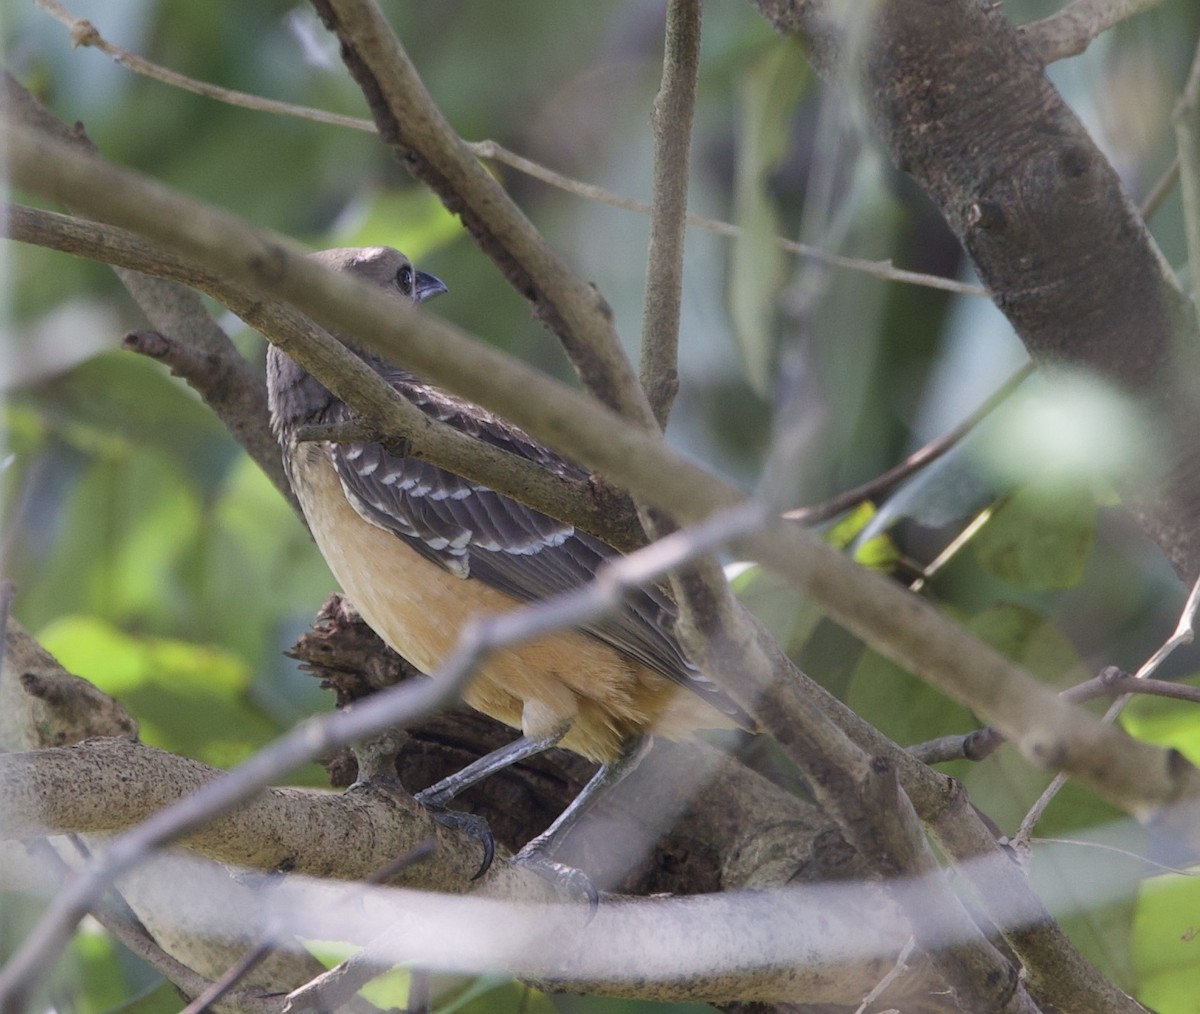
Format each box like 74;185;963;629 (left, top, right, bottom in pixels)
266;246;752;883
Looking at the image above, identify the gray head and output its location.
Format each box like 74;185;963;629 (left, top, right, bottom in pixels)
266;246;447;436
308;246;448;305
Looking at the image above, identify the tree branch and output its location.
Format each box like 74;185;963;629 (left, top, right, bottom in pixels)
639;0;701;428
756;0;1200;584
469;138;989;296
1175;33;1200;311
786;362;1034;524
0;592;950;1003
1;199;646;550
1020;0;1166;63
0;739;488;892
308;0;659;431
35;0;376;134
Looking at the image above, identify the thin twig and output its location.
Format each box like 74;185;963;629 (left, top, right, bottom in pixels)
786;362;1034;525
1020;0;1166;63
1063;666;1200;706
907;728;1003;766
471;140;986;296
1015;568;1200;845
181;942;277;1014
908;507;995;594
35;0;376;133
1033;836;1200;877
912;664;1200;768
187;842;436;1014
1140;156;1180;221
639;0;702;429
1175;34;1200;302
855;935;915;1014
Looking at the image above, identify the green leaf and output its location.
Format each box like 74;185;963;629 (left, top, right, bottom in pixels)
17;448;204;632
1120;675;1200;765
852;529;901;572
36;614;322;778
329;186;464;259
845;648;978;751
964;602;1091;685
727;39;808;394
825;501;875;549
730;564;825;662
1131;873;1200;1013
972;481;1096;591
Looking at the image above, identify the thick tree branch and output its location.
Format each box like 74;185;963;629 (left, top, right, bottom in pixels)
0;553;956;1008
756;0;1200;581
0;739;489;892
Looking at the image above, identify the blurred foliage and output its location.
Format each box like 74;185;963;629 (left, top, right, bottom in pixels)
3;0;1200;1010
1132;873;1200;1014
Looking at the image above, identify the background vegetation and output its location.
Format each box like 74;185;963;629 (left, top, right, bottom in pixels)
3;0;1200;1011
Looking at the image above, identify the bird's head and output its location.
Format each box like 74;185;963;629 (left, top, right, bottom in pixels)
266;245;446;434
309;246;448;306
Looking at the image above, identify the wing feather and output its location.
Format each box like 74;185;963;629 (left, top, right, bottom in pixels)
327;363;750;726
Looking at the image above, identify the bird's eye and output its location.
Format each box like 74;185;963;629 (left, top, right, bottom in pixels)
396;264;414;294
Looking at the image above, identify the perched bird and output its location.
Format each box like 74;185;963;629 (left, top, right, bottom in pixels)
266;246;750;876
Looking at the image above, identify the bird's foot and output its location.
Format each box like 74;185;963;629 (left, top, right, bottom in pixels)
513;835;599;915
417;797;495;880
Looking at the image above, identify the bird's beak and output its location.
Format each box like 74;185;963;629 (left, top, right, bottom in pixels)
414;270;448;304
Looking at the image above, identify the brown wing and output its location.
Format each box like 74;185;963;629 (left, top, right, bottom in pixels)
328;366;751;727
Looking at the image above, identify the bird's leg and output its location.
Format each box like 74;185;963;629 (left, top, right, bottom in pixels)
513;735;652;907
414;730;567;878
415;730;566;808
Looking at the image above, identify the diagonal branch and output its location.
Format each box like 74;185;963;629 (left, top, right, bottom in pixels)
2;200;644;550
1020;0;1166;63
309;0;658;430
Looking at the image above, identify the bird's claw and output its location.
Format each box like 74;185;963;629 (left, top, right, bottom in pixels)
513;841;600;918
418;800;495;879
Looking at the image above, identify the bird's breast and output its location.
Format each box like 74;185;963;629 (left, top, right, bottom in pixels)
287;442;735;762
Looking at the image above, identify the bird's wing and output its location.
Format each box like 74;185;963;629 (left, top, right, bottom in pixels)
326;372;750;726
